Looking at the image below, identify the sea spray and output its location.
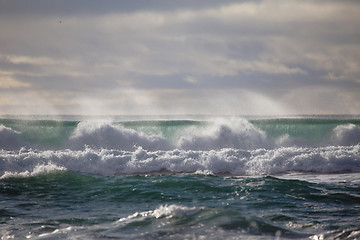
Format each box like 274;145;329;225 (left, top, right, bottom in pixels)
68;121;172;150
331;124;360;146
178;118;270;150
0;124;26;150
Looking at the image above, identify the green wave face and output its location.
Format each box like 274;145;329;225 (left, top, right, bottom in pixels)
1;117;360;149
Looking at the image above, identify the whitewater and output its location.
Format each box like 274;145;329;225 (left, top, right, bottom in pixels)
1;115;360;239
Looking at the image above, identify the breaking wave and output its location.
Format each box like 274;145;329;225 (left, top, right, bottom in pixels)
1;144;359;178
1;117;360;177
331;124;360;146
0;124;26;150
178;118;269;150
117;204;203;222
68;122;172;151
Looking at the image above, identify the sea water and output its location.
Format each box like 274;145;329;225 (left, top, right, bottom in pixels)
0;115;359;239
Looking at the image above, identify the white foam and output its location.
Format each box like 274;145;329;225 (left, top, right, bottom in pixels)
1;119;360;176
2;119;359;152
0;162;66;179
151;204;203;218
68;122;172;151
247;145;360;175
194;169;215;175
66;119;270;152
1;144;359;176
178;118;270;150
117;204;203;223
277;172;360;186
311;227;360;240
331;124;360;146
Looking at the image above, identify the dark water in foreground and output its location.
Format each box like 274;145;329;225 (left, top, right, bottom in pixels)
1;172;360;239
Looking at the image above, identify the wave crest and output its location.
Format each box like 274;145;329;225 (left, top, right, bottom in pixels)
331;124;360;146
179;118;269;150
118;204;203;223
68;122;172;151
67;119;270;151
0;162;66;179
2;118;360;152
0;124;26;150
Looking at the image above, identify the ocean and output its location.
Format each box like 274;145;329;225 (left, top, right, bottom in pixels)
1;115;360;239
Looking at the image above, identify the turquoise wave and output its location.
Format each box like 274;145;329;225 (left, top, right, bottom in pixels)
1;116;360;149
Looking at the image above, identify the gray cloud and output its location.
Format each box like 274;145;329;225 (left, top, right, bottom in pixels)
0;0;248;17
0;0;359;115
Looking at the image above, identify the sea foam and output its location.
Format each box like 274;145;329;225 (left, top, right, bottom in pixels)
117;204;203;223
1;119;360;152
0;162;66;179
1;144;359;178
64;120;360;150
331;124;360;146
1;118;360;177
178;118;269;150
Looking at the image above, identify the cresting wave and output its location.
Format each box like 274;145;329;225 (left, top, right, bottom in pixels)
1;144;359;178
1;118;360;151
117;204;203;222
28;204;206;240
0;124;26;150
1;118;360;177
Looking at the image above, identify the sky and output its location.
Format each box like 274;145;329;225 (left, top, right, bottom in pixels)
0;0;360;116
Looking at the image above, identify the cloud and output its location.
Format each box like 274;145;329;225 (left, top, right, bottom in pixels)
184;76;198;84
0;0;359;115
0;74;30;89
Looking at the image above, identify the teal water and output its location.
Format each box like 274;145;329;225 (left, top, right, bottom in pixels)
1;115;360;239
1;116;360;149
1;172;360;239
252;118;360;144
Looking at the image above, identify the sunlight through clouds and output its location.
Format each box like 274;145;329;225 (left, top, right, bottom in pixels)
0;74;30;89
0;0;359;115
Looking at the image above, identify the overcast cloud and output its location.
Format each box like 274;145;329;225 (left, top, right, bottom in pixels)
1;0;360;115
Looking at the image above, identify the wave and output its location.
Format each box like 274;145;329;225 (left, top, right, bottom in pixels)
67;119;359;150
1;144;359;177
59;119;271;151
331;124;360;146
1;118;360;177
0;162;66;179
178;118;270;150
68;122;172;151
2;118;360;152
117;204;203;222
0;124;27;150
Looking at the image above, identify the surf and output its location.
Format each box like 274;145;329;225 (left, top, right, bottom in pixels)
1;115;360;178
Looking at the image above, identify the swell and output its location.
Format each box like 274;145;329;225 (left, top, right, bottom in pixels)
0;119;77;149
1;117;360;151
